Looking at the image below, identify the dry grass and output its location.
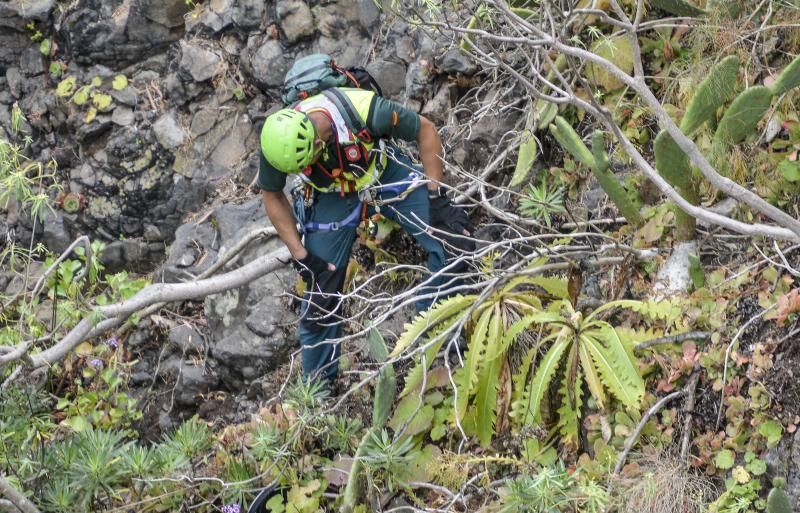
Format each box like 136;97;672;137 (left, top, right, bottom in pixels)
610;451;717;513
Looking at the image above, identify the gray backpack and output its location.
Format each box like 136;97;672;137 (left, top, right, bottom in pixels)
281;54;383;105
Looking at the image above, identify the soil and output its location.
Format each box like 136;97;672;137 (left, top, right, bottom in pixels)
763;322;800;421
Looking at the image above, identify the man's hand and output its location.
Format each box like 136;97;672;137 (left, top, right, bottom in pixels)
429;192;474;237
292;251;335;288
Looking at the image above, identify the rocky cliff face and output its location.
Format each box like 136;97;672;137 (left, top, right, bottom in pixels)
0;0;487;428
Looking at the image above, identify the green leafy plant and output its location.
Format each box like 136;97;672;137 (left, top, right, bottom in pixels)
162;416;214;465
359;430;417;495
390;269;547;446
518;179;565;228
284;376;330;414
510;297;648;447
498;465;608;513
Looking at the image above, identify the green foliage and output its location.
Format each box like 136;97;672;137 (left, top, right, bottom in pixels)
512;298;646;446
324;415;363;453
162;416;214;463
285;377;330;414
512;128;539;187
771;56;800;97
655;130;693;190
112;74;129;90
680;55;740;136
498;465;608;513
0;386;57;481
0;138;61;225
518;179;565;228
359;430;416;494
56;363;142;434
550;116;594;167
367;328;396;428
56;76;77;97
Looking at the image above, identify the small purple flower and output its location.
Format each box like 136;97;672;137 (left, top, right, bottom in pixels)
106;336;119;350
88;358;104;370
221;505;241;513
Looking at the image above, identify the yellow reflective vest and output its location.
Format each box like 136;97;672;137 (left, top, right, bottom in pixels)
294;88;388;194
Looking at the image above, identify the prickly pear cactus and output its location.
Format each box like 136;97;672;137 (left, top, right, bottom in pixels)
713;85;773;146
650;0;705;17
654;130;698;241
767;478;792;513
771;56;800;97
550;116;594;167
654;131;693;189
680;55;740;136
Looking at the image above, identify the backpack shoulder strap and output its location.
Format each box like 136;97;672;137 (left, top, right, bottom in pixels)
321;88;369;136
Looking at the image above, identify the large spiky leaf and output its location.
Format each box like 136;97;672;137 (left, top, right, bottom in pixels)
680;55;739;136
556;346;583;448
391;294;476;358
400;328;451;398
529;276;570;299
713;86;773;146
586;36;635;91
475;309;504;446
511;344;539;409
579;341;606;410
519;330;571;425
456;306;494;418
497;313;540;356
582;326;644;409
367;329;396;428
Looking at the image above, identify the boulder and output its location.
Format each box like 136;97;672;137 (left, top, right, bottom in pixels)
168;324;206;355
158;356;219;407
58;0;183;65
366;59;407;100
6;0;56;20
188;0;266;33
358;0;381;32
156;198;299;385
436;48;477;75
153;112;185;149
140;0;191;28
179;40;222;83
277;0;315;43
41;209;74;255
421;82;451;125
250;39;288;88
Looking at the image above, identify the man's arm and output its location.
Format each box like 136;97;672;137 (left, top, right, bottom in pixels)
261;191;308;260
416;115;444;192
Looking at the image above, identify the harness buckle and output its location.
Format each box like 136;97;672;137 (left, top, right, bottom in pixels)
329;222;340;231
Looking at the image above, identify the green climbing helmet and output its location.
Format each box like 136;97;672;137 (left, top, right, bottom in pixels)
260;108;316;174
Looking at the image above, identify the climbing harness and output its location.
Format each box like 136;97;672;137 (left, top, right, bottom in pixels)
292;167;427;234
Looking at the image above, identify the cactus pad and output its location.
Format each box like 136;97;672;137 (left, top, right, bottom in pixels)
680;55;739;136
650;0;705;17
550;116;594;167
654;130;692;190
713;86;773;145
771;56;800;97
767;485;792;513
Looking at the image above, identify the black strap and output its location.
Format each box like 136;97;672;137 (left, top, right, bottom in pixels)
322;89;369;136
